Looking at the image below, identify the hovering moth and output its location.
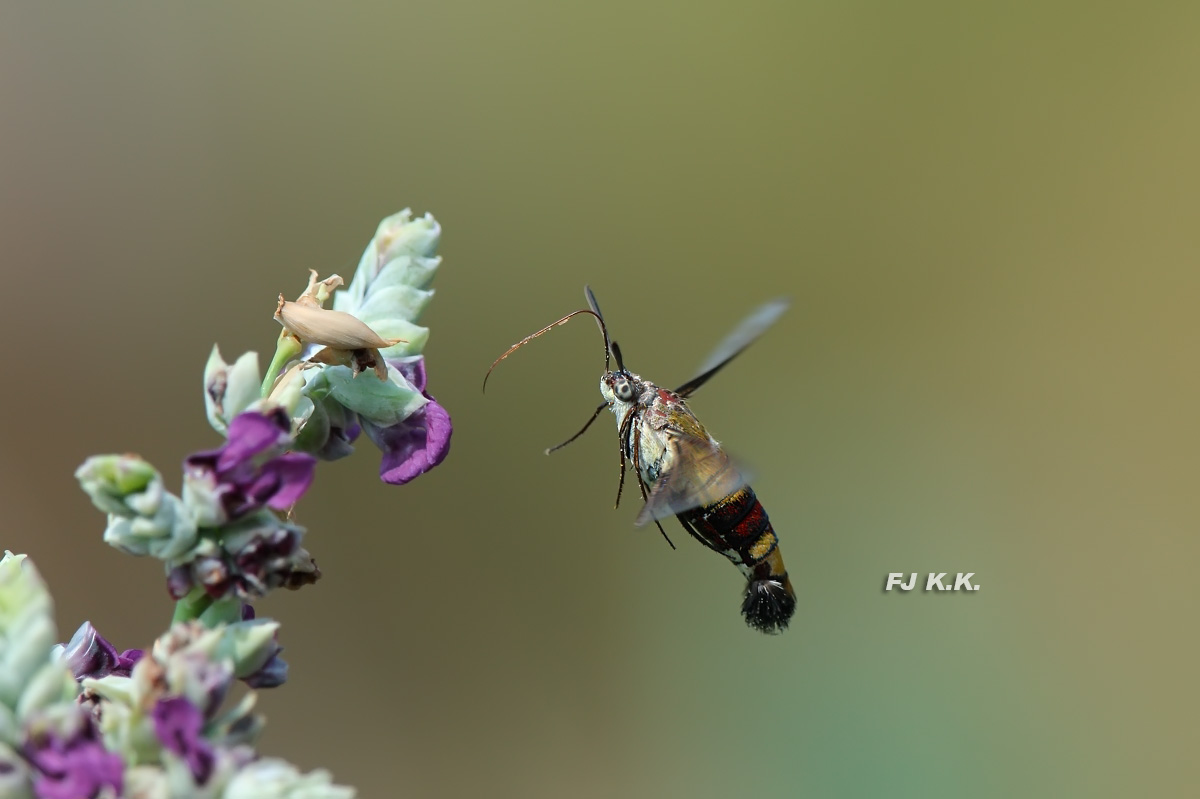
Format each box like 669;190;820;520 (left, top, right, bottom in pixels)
484;287;795;633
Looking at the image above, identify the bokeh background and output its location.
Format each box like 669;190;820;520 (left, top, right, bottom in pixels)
1;2;1196;797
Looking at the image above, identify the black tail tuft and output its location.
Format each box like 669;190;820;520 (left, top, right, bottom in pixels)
741;579;796;634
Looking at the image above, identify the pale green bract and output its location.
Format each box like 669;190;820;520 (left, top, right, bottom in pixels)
0;552;82;799
209;210;444;456
204;349;263;435
223;759;357;799
152;619;283;683
0;553;77;726
306;208;442;409
76;454;200;560
34;210;447;797
335;209;441;321
1;552;356;798
303;364;427;428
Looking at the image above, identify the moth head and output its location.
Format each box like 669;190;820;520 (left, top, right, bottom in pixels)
600;370;639;406
612;375;635;402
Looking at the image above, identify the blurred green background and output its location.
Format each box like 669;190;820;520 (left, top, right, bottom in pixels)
1;2;1195;797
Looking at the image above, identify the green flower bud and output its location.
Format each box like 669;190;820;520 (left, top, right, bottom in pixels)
15;661;77;720
77;455;200;561
0;741;32;799
266;363;308;418
374;208;441;266
335;209;442;359
0;553;75;717
207;692;263;746
149;619;282;692
223;758;356;799
209;620;280;681
204;347;262;436
353;315;428;359
102;494;198;561
75;455;162;517
0;554;91;798
84;667;173;766
83;671;143;708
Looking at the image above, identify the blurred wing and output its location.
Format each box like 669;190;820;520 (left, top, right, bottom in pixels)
584;284;604;318
634;433;752;526
674;297;790;397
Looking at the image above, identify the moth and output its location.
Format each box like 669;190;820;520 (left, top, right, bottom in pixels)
485;287;795;633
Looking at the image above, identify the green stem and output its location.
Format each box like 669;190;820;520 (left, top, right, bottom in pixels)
261;333;303;399
172;588;214;624
198;597;245;627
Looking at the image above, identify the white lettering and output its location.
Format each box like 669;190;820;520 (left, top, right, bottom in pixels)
885;573;918;591
885;572;980;593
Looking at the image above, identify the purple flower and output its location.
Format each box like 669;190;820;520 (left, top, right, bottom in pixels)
116;649;144;675
364;401;452;484
242;645;289;689
185;408;316;523
58;622;144;680
24;719;123;799
167;518;320;603
392;355;427;393
232;526;317;594
362;357;452;485
152;697;216;786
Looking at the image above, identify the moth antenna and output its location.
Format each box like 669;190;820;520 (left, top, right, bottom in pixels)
584;284;613;373
482;308;610;392
610;341;626;372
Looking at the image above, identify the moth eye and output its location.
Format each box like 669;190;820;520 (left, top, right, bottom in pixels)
615;381;634;401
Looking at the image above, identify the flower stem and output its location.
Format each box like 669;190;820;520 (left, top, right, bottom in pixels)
172;588;214;624
261;333;303;399
198;597;245;626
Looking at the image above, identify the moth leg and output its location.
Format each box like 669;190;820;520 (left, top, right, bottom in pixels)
632;421;675;550
676;514;720;554
614;408;633;509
